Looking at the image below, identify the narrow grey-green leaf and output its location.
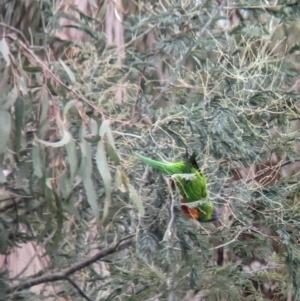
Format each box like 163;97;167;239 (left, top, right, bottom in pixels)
83;175;99;219
96;140;111;222
114;167;122;191
18;76;28;95
32;143;43;178
0;110;11;154
0;154;6;183
128;184;145;216
38;119;50;140
0;38;10;65
83;134;101;143
99;120;110;137
114;168;129;192
59;59;76;84
80;123;89;158
105;141;120;165
80;122;99;219
45;178;54;190
0;82;8;107
63;99;78;119
14;97;24;154
3;85;18;110
66;136;78;183
0;168;6;183
44;191;64;256
37;114;71;147
90;116;101;133
38;90;50;139
99;120;116;149
22;66;42;72
40;89;49;123
58;169;72;199
37;129;71;147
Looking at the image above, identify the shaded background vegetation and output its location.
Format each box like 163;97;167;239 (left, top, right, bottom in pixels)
1;0;300;300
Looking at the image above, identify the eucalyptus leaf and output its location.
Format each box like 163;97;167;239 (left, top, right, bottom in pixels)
58;169;73;199
37;114;71;147
105;141;120;165
14;97;24;155
99;120;116;149
66;136;78;183
32;143;43;178
37;129;71;147
80;122;99;219
63;99;78;119
84;134;101;143
18;76;28;95
22;66;43;72
0;171;5;184
38;89;50;139
96;140;112;222
44;191;64;256
0;155;6;183
59;59;76;84
83;175;99;219
3;85;18;110
45;178;55;190
0;110;11;154
0;38;10;65
128;184;145;216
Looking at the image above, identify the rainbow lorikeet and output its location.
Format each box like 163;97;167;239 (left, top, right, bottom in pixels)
135;152;219;222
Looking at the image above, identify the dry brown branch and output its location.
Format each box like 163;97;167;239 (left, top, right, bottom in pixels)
6;237;133;294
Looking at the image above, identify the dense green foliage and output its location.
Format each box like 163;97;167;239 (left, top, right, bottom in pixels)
1;1;300;301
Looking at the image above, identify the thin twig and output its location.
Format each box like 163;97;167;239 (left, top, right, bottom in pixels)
209;227;246;250
66;276;94;301
162;177;176;242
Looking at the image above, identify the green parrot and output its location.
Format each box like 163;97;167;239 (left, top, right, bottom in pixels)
135;152;219;222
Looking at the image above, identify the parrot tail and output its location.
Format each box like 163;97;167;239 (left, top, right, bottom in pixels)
135;153;184;174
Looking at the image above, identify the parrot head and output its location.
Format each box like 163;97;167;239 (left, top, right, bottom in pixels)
199;206;220;222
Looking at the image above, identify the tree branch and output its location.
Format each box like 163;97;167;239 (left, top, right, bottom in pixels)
6;237;133;294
